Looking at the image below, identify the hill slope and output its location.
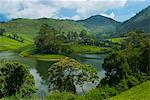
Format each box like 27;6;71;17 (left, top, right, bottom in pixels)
78;15;120;36
109;81;150;100
118;6;150;34
0;18;87;34
0;36;32;51
0;15;120;37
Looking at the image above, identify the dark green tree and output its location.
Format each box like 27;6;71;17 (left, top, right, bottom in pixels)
35;24;63;54
48;57;98;94
0;62;36;98
0;28;5;36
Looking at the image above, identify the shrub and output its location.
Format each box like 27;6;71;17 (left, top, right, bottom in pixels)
0;62;36;98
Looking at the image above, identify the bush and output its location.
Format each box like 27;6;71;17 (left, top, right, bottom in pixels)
0;62;36;98
47;91;76;100
83;85;118;100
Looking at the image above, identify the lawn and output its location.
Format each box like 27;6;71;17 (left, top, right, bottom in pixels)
19;44;66;61
0;36;31;51
30;54;66;61
71;44;110;54
108;37;126;43
109;81;150;100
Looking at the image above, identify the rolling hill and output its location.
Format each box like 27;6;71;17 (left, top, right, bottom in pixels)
78;15;120;35
0;6;149;37
0;15;120;38
118;6;150;34
0;18;87;34
109;81;150;100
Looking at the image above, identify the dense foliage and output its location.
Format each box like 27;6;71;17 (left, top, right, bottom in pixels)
48;57;98;93
0;28;5;36
118;6;150;34
99;32;150;95
35;24;71;54
0;62;36;98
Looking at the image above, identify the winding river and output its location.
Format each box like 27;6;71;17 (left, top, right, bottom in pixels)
0;51;106;97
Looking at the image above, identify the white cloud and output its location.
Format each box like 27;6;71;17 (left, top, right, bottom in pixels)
0;0;128;20
101;12;115;19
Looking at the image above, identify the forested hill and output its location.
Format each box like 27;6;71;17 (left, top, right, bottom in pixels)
0;15;119;37
0;6;149;37
78;15;120;35
0;18;87;34
118;6;150;34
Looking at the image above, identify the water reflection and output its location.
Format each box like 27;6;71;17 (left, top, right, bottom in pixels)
0;51;106;96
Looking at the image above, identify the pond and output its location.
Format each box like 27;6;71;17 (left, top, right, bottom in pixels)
0;51;107;97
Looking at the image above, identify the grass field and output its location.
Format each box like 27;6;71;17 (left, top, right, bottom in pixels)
29;54;66;61
109;81;150;100
0;36;32;51
108;37;126;43
71;44;110;54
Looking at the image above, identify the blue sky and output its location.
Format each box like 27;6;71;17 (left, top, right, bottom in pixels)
0;0;149;22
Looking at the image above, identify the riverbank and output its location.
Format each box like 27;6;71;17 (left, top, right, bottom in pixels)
0;35;111;61
19;44;110;61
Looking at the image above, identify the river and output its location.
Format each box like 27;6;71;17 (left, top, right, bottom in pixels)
0;51;106;97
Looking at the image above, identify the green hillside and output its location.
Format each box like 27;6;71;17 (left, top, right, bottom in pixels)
0;15;120;38
0;36;32;51
0;18;87;34
0;6;150;37
78;15;120;36
109;81;150;100
118;6;150;34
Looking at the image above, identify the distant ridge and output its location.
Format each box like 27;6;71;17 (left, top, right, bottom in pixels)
118;6;150;34
0;6;150;37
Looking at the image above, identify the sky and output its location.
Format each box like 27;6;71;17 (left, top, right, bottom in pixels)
0;0;149;22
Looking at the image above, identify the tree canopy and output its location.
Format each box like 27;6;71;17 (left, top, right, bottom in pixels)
48;57;98;93
0;62;36;98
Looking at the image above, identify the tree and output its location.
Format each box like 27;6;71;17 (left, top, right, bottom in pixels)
67;31;78;42
0;62;36;98
139;38;150;76
48;57;98;94
35;24;63;54
80;30;87;39
99;32;150;92
0;28;5;36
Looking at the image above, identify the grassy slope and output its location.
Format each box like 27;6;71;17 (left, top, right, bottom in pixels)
0;18;87;34
71;44;110;54
0;36;31;51
108;37;126;43
0;35;65;61
109;81;150;100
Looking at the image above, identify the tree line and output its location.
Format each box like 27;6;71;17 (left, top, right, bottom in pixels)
0;28;24;43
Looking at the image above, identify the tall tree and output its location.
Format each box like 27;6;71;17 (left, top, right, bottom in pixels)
48;57;98;93
0;62;36;98
35;24;63;54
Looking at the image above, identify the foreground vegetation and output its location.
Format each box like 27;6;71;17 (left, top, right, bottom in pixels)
109;81;150;100
0;22;150;100
0;36;31;51
0;31;149;100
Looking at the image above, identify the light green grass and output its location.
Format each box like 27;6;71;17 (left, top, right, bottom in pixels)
108;37;126;43
109;81;150;100
5;32;34;42
29;54;66;61
71;44;110;54
19;45;65;61
0;36;31;51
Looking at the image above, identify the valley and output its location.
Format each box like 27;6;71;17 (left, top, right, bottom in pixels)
0;4;150;100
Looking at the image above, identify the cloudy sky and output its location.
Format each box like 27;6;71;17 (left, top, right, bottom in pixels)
0;0;149;22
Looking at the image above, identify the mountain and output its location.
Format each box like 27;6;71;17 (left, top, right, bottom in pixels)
78;15;120;36
0;15;120;38
118;6;150;34
0;18;87;34
0;6;149;37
